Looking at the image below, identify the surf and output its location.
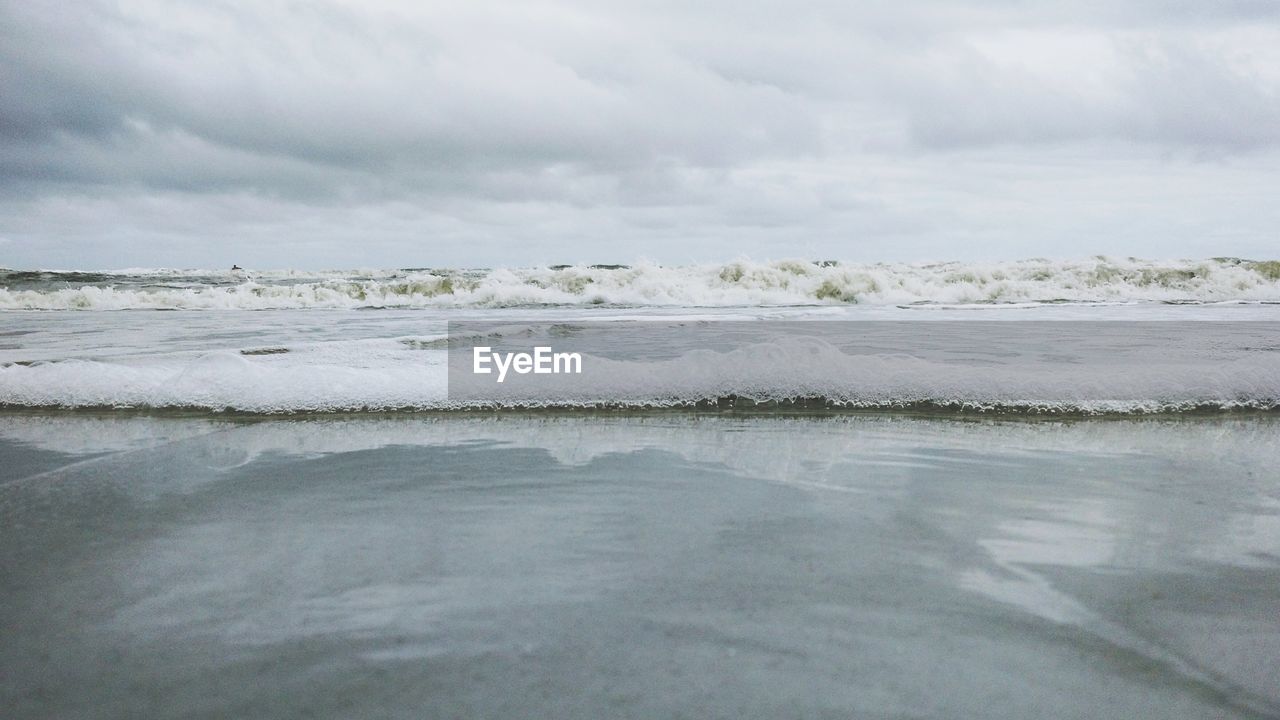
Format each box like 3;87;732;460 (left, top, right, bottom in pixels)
3;257;1280;310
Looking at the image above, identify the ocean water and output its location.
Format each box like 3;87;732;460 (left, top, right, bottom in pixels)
3;258;1280;413
2;259;1280;718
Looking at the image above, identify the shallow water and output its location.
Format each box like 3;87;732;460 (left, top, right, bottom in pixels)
4;306;1280;413
2;413;1277;719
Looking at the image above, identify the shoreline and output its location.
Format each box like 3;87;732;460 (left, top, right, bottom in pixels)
4;403;1280;420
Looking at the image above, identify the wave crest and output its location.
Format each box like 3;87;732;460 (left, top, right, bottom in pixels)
3;257;1280;310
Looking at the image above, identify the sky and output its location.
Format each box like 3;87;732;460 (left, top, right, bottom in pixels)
2;0;1279;270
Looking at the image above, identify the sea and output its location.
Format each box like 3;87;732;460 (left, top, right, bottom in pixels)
2;257;1279;719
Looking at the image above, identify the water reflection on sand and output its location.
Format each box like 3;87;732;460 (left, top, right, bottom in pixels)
1;413;1278;719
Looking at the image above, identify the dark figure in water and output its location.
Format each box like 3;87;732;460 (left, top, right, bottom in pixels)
231;265;242;271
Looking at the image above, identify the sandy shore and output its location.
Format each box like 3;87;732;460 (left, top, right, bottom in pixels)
2;413;1278;719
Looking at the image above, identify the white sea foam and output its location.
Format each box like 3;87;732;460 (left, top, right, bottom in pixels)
3;257;1280;309
2;334;1277;414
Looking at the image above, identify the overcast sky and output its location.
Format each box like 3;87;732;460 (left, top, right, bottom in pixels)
2;0;1279;269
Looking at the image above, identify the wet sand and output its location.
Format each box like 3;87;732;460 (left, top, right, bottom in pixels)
2;413;1278;719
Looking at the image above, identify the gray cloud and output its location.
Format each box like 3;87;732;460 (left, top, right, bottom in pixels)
1;0;1279;268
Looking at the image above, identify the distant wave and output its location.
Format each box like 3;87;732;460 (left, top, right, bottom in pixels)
3;257;1280;309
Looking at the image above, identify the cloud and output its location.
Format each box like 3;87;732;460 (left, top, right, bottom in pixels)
1;0;1279;267
891;26;1280;151
2;1;821;187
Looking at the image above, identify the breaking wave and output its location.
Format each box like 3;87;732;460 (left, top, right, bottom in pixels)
3;257;1280;309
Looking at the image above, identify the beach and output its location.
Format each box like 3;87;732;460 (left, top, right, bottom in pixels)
3;412;1278;719
8;0;1280;713
2;261;1280;718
